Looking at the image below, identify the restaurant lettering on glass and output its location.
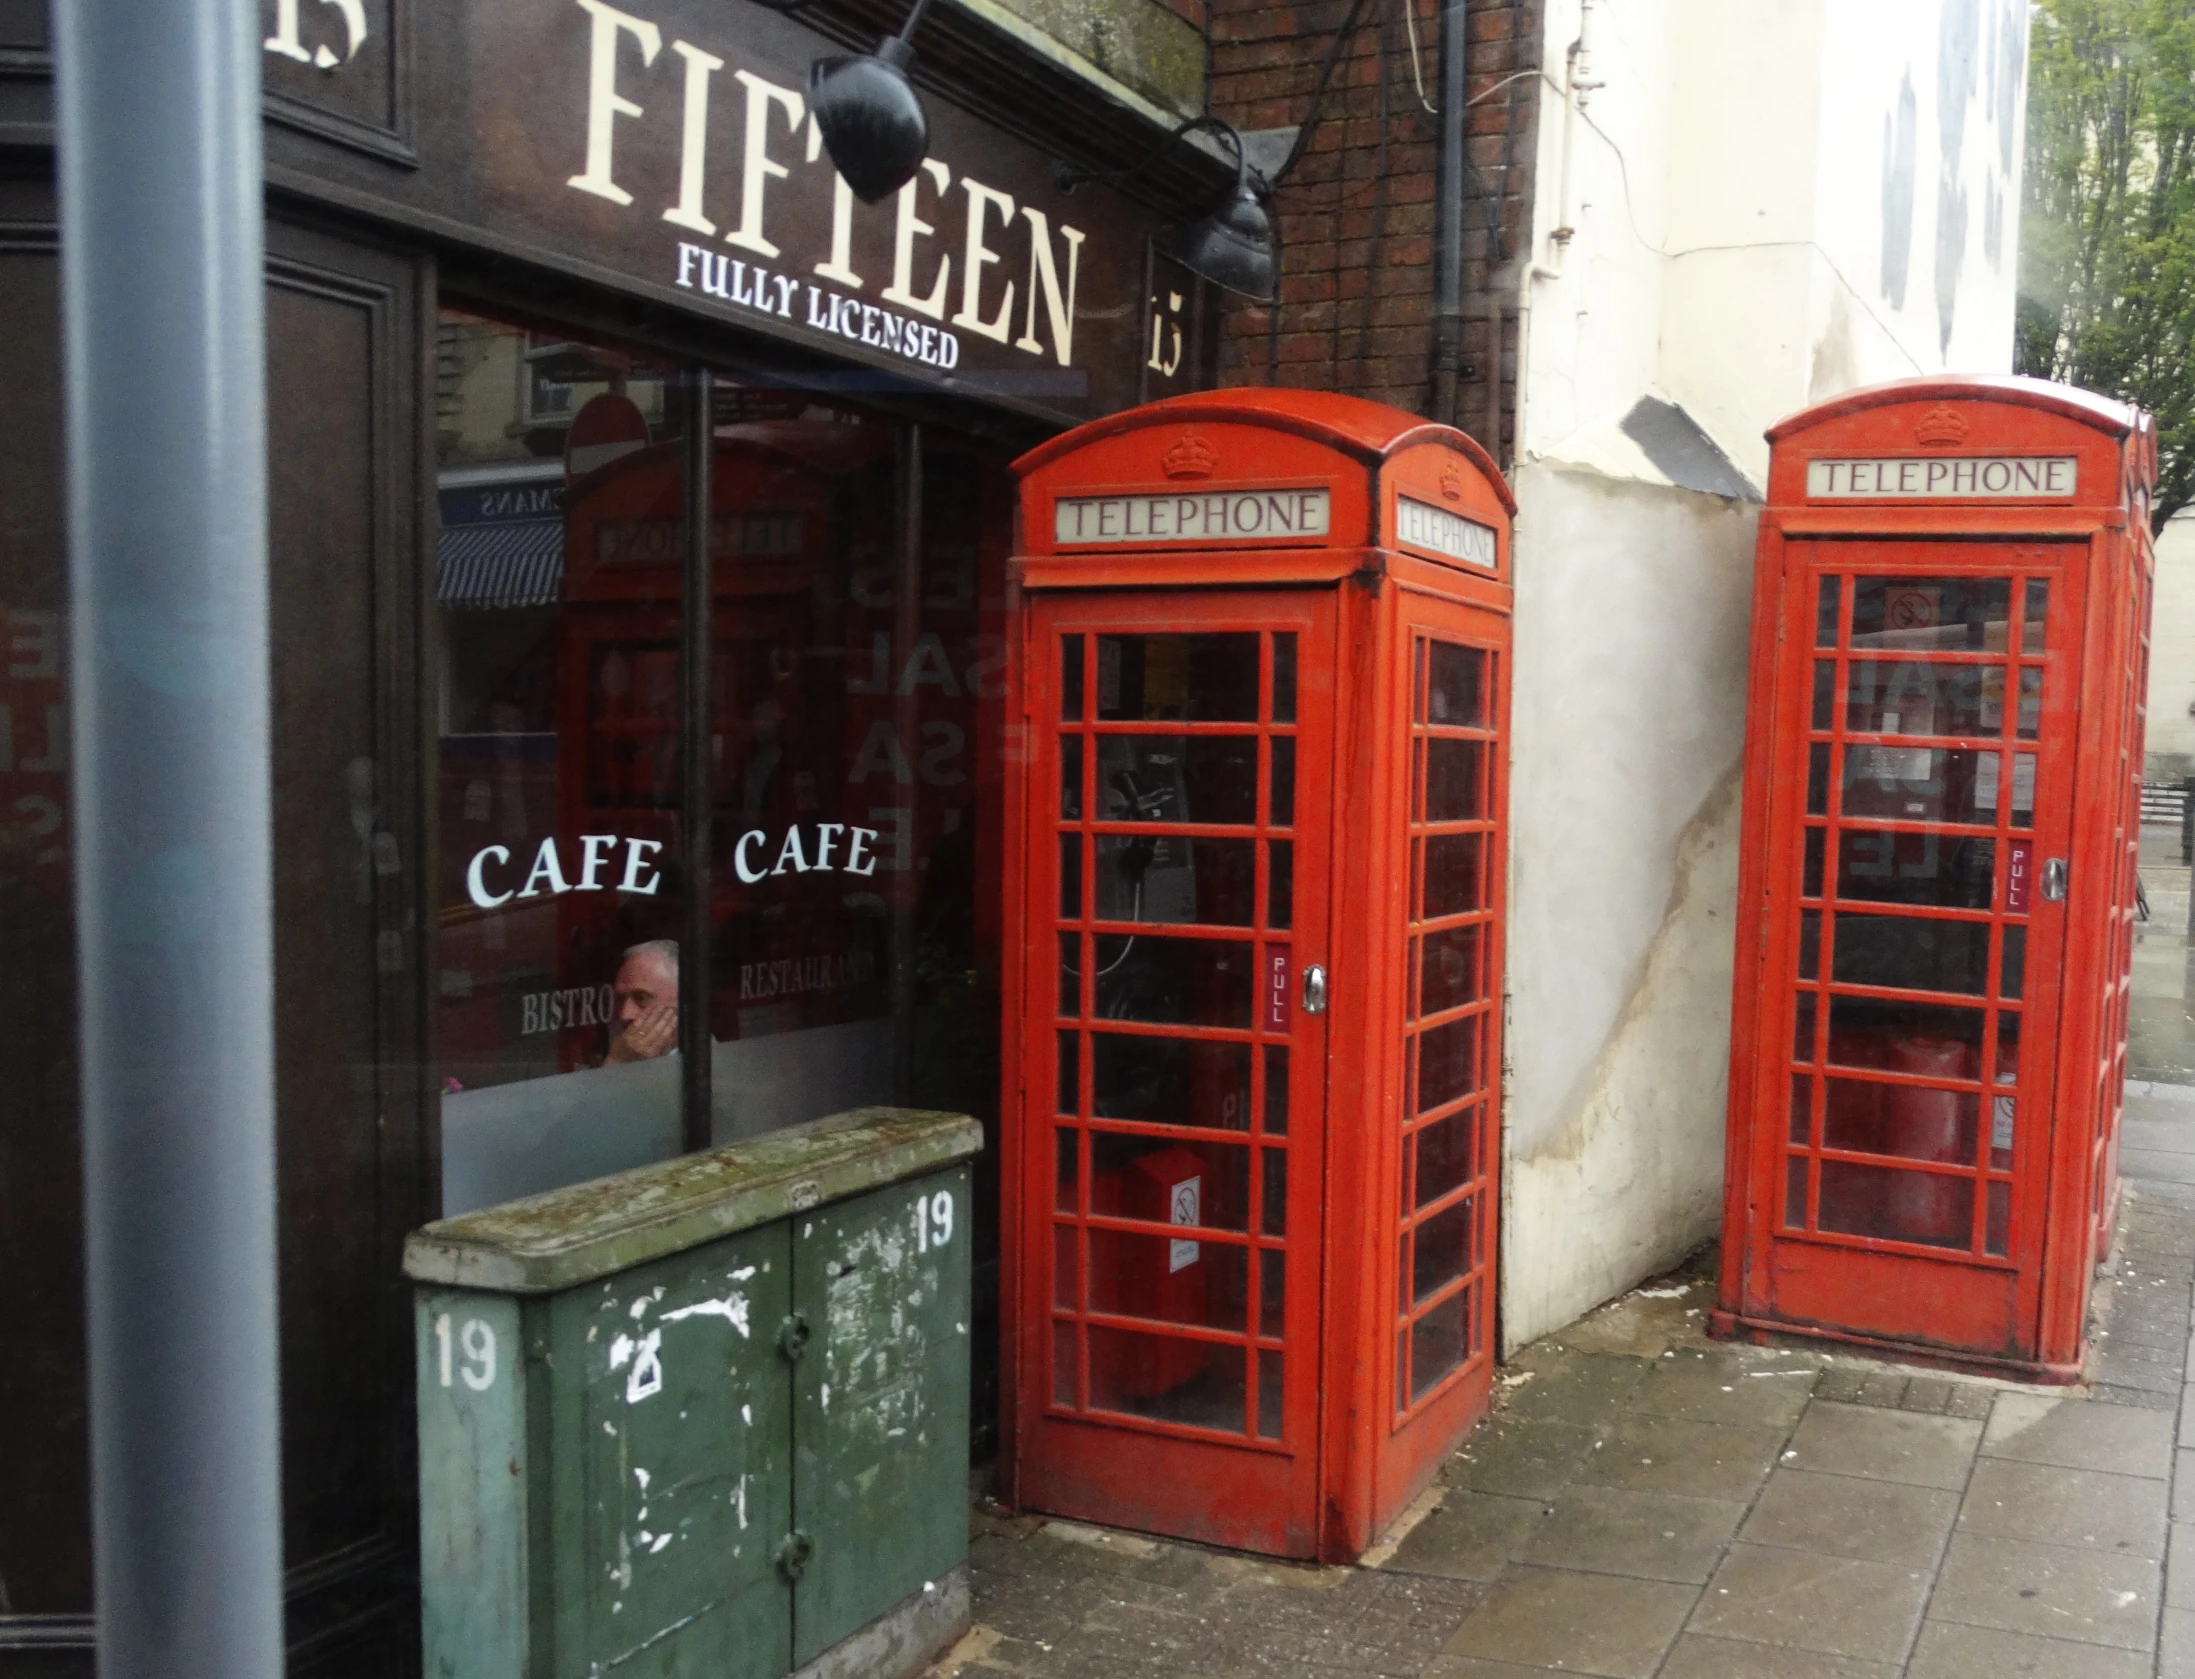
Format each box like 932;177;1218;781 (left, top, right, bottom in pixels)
0;0;1223;1666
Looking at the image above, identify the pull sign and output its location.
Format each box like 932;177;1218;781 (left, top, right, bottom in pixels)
1266;950;1292;1031
2042;858;2068;902
2005;842;2032;913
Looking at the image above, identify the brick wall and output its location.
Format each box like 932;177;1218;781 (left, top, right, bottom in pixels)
1204;0;1540;457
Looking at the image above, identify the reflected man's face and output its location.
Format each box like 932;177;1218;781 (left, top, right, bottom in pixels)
613;949;677;1028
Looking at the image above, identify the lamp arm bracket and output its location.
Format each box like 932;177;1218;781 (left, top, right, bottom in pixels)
1054;115;1255;198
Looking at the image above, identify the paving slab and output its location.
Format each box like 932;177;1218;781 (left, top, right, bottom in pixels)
1928;1531;2159;1650
1982;1391;2176;1477
2164;1604;2195;1679
1515;1484;1744;1585
1654;1634;1898;1679
1903;1620;2154;1679
1686;1542;1929;1664
2119;1147;2195;1183
1813;1365;1873;1405
1626;1351;1818;1428
1943;1384;1996;1420
1956;1456;2168;1557
1423;1658;1563;1679
1384;1491;1544;1583
2124;1118;2195;1153
1901;1376;1955;1413
1780;1400;1982;1490
1572;1412;1789;1501
1438;1565;1694;1678
1735;1466;1958;1569
1497;1353;1650;1427
2177;1449;2195;1519
1446;1418;1600;1502
2093;1339;2184;1395
2174;1521;2195;1609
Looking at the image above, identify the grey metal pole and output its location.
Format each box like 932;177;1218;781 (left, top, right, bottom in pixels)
53;0;285;1674
680;367;714;1154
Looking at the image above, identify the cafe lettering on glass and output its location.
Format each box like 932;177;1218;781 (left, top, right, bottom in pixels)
259;0;1213;422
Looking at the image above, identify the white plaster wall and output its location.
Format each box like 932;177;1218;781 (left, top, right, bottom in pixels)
1514;0;1679;459
1503;466;1758;1350
1519;0;2024;480
2147;512;2195;779
1808;0;2029;381
1498;0;2027;1352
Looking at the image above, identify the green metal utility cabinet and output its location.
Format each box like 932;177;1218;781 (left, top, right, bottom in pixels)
404;1107;981;1679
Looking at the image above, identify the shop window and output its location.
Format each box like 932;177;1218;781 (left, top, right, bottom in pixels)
434;306;1009;1213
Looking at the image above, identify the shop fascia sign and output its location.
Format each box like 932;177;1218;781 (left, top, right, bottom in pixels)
564;0;1089;380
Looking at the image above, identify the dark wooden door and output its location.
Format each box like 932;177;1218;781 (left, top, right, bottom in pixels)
0;199;433;1675
263;220;434;1677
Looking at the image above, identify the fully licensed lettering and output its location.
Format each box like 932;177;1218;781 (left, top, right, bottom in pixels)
565;0;1088;373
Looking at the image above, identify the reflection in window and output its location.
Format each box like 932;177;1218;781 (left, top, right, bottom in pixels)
1094;633;1259;721
1843;660;1995;738
433;305;1010;1209
1835;829;1994;908
1849;578;2009;649
1831;912;1992;996
1840;746;1997;824
434;310;690;1212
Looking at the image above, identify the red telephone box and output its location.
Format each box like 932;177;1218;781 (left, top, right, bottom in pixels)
1714;376;2156;1379
999;389;1514;1560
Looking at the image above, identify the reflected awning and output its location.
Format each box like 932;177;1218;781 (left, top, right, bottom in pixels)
437;518;563;608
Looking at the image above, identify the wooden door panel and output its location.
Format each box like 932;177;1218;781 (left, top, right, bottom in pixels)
265;223;433;1675
0;228;94;1668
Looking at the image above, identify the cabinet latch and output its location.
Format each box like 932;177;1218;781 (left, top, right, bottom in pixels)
776;1313;811;1362
774;1529;814;1582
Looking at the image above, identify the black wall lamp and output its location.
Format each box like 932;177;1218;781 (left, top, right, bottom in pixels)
808;0;937;203
1057;117;1277;303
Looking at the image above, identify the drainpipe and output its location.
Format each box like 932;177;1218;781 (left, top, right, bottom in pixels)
54;0;285;1674
1428;0;1469;425
1549;0;1604;264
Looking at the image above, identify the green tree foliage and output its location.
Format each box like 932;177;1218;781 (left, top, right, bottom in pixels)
2018;0;2195;524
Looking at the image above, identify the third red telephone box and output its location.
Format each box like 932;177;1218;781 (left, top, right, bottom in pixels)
998;389;1514;1560
1715;376;2155;1378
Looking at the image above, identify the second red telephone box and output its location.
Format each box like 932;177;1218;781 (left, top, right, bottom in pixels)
1715;376;2155;1378
999;389;1514;1560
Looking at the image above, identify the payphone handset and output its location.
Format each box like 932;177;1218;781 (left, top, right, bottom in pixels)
1095;737;1196;925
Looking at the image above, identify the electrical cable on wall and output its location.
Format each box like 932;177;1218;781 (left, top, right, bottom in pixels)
1402;0;1439;115
1266;0;1381;384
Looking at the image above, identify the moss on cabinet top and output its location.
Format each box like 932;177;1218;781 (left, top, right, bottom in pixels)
404;1107;983;1294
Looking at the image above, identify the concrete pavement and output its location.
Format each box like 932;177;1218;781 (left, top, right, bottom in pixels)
935;1090;2195;1677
